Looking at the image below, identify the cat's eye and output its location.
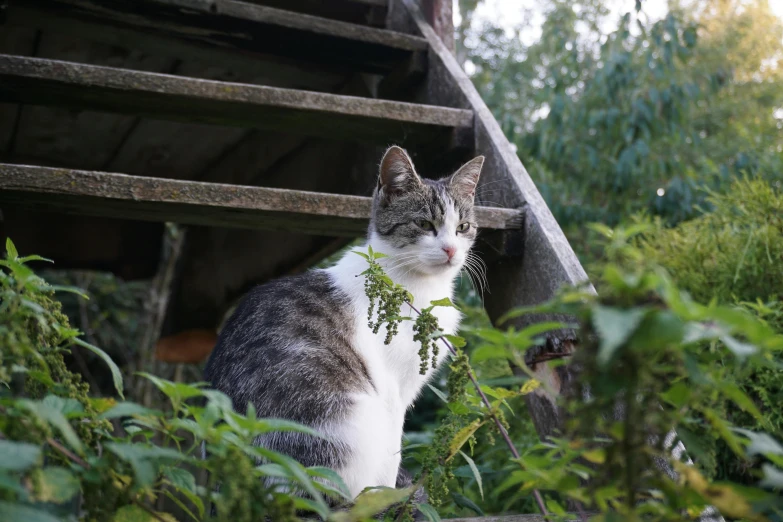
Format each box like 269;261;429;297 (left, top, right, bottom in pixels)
417;220;435;232
457;222;471;233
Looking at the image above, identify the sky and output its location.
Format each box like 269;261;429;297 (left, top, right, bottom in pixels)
456;0;783;44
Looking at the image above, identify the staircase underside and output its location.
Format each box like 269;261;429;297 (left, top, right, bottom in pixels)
0;0;587;366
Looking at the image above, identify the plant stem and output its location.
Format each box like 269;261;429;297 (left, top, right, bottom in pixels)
405;301;550;518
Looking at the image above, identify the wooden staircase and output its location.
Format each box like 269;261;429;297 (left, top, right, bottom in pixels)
0;0;588;477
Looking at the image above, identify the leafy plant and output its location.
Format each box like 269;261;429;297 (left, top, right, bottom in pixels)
0;239;402;522
635;177;783;483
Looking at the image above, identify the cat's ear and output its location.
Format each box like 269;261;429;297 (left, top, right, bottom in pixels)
378;146;422;198
450;156;484;199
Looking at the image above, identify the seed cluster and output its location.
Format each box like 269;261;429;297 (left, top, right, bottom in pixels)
413;306;441;375
364;270;409;344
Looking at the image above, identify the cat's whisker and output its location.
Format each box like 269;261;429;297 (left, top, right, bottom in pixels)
463;254;489;296
469;254;489;291
462;262;484;297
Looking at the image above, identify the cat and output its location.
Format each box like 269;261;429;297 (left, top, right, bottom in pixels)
204;145;484;504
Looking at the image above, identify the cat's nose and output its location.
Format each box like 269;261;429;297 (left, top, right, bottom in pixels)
442;246;456;260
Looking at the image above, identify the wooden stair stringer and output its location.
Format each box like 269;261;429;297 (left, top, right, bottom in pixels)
397;0;593;441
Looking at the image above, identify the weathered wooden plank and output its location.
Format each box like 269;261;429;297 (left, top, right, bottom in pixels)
12;0;422;74
245;0;388;27
0;165;522;236
9;31;174;171
0;55;472;146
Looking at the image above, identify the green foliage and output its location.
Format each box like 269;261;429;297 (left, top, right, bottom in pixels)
461;0;783;233
637;178;783;311
636;178;783;483
478;227;783;520
0;239;403;522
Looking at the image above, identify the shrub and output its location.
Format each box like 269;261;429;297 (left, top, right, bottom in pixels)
637;178;783;481
0;239;406;522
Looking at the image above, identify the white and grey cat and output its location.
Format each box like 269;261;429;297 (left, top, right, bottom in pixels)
204;146;484;499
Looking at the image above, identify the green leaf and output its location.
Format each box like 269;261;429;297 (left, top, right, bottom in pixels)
0;501;61;522
42;395;84;418
292;497;327;516
426;384;448;404
36;467;79;503
760;464;783;489
676;426;711;466
430;297;457;308
5;238;18;260
451;491;484;515
18;254;53;264
447;402;471;415
0;472;28;497
249;446;328;518
719;334;757;360
719;382;763;422
733;429;783;457
444;334;466;348
73;338;124;399
661;382;690;408
447;419;484;460
703;408;743;456
459;450;483;500
162;488;201;522
416;502;441;521
0;440;41;471
50;285;88;299
105;443;184;488
471;344;508;364
100;402;161;420
306;466;352;501
20;400;83;454
592;306;647;366
112;505;178;522
335;486;413;521
163;467;196;493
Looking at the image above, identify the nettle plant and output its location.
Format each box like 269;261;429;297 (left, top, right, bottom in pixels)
0;239;414;522
4;224;783;522
358;228;783;521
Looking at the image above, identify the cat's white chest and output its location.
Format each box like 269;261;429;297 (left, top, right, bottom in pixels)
324;256;462;498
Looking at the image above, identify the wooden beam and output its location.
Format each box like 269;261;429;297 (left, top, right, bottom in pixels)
11;0;422;74
0;55;473;146
243;0;388;28
0;164;522;237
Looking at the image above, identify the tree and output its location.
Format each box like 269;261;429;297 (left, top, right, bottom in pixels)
459;0;783;253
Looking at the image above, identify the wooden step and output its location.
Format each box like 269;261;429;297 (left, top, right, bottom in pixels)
0;55;472;146
245;0;388;27
10;0;421;74
0;165;522;237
